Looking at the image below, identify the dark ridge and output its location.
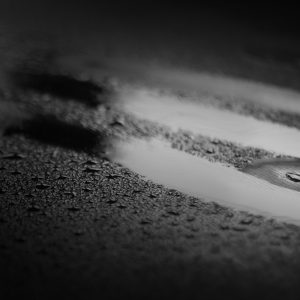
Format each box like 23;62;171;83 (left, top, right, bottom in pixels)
5;114;104;154
11;71;107;107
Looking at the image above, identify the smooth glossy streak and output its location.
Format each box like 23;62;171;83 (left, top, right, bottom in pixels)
243;159;300;192
119;88;300;158
62;56;300;113
111;138;300;224
75;56;300;114
143;67;300;115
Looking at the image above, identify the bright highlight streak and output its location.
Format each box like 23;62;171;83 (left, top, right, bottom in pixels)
111;138;300;224
119;87;300;158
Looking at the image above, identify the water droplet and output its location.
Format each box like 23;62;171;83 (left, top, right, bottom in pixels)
36;183;50;190
11;170;22;175
232;225;247;232
171;221;179;226
83;160;98;166
117;204;127;209
219;224;230;230
286;172;300;183
140;219;151;225
64;191;76;197
106;199;117;204
110;120;125;127
56;175;68;180
111;138;300;223
167;210;180;216
105;174;122;180
110;116;125;127
84;167;101;173
27;205;40;212
243;159;300;192
204;145;215;154
67;206;80;212
1;153;25;160
186;216;196;222
74;230;84;236
240;217;253;225
148;193;157;198
52;149;59;158
32;176;44;182
185;233;195;239
25;193;35;198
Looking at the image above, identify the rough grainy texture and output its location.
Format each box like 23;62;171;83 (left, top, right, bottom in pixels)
2;134;300;300
1;20;300;300
1;94;300;300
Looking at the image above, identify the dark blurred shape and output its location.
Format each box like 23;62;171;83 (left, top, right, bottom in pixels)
245;45;300;67
1;153;25;160
11;71;107;107
5;114;103;153
0;101;29;136
286;172;300;183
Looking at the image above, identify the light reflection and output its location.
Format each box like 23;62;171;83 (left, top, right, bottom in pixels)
243;159;300;192
66;56;300;114
118;87;300;158
109;138;300;224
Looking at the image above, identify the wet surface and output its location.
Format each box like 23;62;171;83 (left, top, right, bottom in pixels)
118;87;300;158
110;138;300;223
244;159;300;192
286;172;300;183
3;133;300;300
2;10;300;299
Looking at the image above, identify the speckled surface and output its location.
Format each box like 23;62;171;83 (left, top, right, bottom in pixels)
1;12;300;300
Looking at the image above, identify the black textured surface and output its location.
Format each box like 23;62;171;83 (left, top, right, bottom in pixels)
1;8;300;300
11;71;106;107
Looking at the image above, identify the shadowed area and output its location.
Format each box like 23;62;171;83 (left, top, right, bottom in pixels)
245;45;300;67
5;114;103;153
11;71;107;107
0;100;29;135
2;2;300;300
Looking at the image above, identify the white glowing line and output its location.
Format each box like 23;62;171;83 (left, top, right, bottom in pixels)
119;88;300;158
62;53;300;113
87;56;300;114
113;138;300;224
143;67;300;114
